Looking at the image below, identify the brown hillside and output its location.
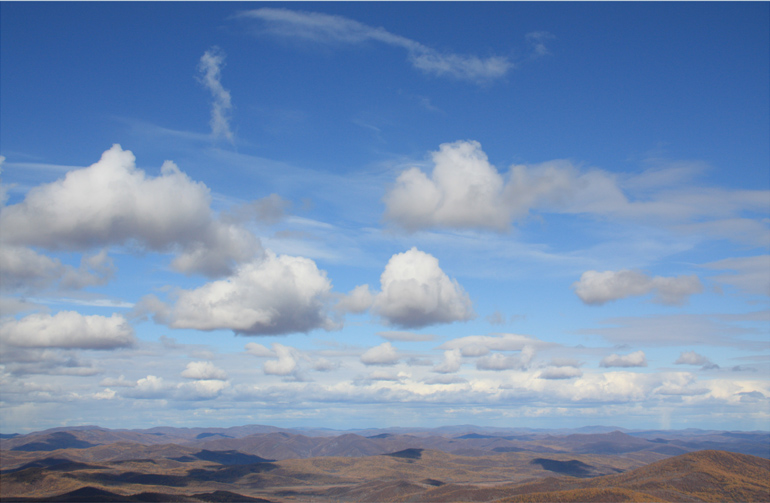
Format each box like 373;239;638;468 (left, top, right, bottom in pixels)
497;450;770;503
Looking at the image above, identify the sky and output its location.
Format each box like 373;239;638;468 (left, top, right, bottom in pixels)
1;2;769;434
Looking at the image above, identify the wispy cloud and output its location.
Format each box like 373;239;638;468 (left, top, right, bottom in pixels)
237;8;514;83
197;47;234;142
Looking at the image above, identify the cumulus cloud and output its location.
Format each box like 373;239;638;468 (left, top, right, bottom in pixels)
360;342;400;366
383;141;770;240
675;351;719;370
372;247;474;328
439;333;545;357
126;375;169;399
336;284;374;314
239;8;512;83
0;246;114;293
573;269;703;306
263;343;299;376
0;145;261;277
539;367;582;380
197;47;234;141
600;350;648;368
433;349;463;374
150;251;335;336
245;342;274;357
384;141;510;231
181;361;228;380
0;311;134;349
476;346;535;371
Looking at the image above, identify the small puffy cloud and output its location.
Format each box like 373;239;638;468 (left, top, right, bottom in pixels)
92;388;116;400
197;47;233;142
476;346;535;371
433;349;462;374
263;343;299;376
439;333;544;357
336;284;374;314
126;375;169;399
0;311;134;349
0;145;261;277
177;380;229;401
153;251;335;336
372;247;474;328
245;342;274;357
312;358;339;372
181;361;228;381
600;350;648;368
675;351;719;370
539;367;583;380
360;342;400;366
573;270;703;306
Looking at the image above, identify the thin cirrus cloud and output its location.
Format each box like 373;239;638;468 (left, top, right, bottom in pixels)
573;269;704;306
197;47;234;142
0;145;261;278
236;8;516;83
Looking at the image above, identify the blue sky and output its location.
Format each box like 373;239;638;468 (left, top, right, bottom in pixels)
1;2;768;433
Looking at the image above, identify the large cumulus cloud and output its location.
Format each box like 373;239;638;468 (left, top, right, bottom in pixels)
0;145;261;277
371;247;474;329
146;251;336;336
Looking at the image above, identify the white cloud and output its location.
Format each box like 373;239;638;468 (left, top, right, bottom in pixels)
674;351;719;370
244;342;274;357
127;375;169;399
239;8;512;83
600;350;648;368
0;311;134;349
539;367;582;380
181;361;228;381
360;342;400;366
177;379;229;400
433;349;462;374
383;141;770;242
439;333;545;356
384;141;510;231
573;269;703;306
263;343;299;376
336;284;374;314
703;255;770;296
372;247;474;328
197;47;233;141
0;145;261;277
476;346;535;371
154;251;336;335
0;246;114;293
367;369;404;382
